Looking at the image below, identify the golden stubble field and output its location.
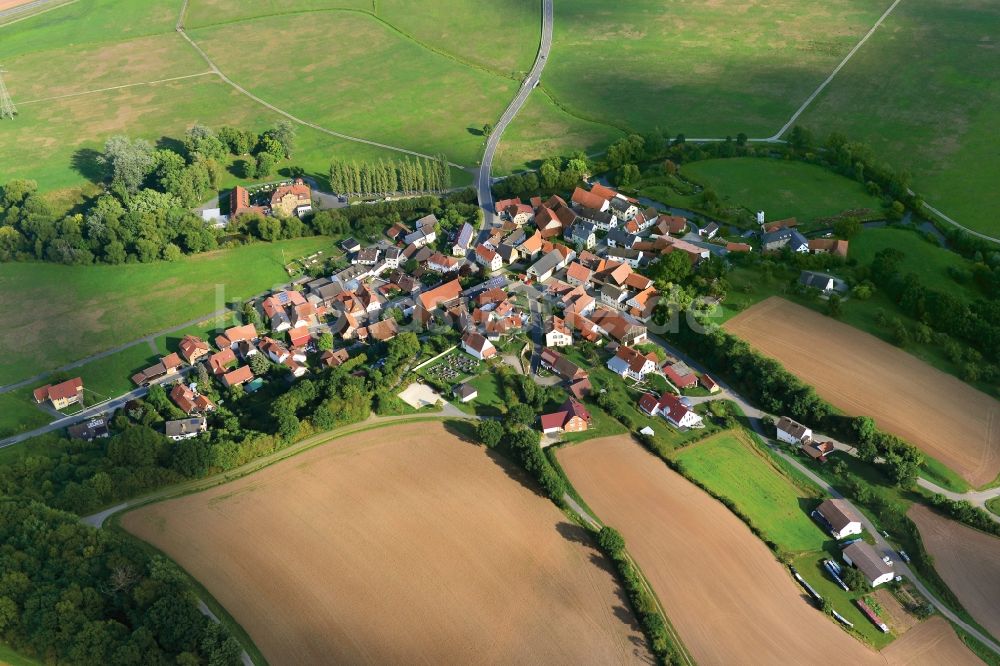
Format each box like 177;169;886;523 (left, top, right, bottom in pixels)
557;435;983;665
123;422;652;665
909;503;1000;642
725;297;1000;487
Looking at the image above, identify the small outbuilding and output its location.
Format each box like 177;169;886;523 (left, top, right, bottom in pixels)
842;541;894;587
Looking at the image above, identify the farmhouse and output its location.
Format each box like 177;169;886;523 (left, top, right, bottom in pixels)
230;185;266;218
638;392;704;429
216;324;258;350
842;541;894;587
775;416;812;445
461;332;496;360
655;215;688;236
571;186;609;212
607;345;657;380
808;238;849;258
539;348;587;382
270;179;312;218
761;227;809;253
527;250;564;283
803;440;835;462
33;377;84;410
540;398;591;435
589;309;647;345
178;335;210;365
816;499;863;539
545;317;573;347
165;417;208;441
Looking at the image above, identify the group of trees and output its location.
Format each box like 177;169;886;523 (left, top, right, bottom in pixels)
851;416;924;487
0;499;243;665
491;151;592;201
328;155;452;197
0;121;301;265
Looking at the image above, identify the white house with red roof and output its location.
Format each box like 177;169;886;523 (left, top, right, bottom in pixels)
461;332;497;360
638;392;704;429
607;345;658;380
475;244;503;272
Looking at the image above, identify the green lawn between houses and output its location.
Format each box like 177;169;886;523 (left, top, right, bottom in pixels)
0;236;335;387
672;430;897;648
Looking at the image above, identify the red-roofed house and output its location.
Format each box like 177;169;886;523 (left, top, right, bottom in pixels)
170;383;215;415
418;279;462;312
571;186;609;212
178;335;210;365
639;392;703;429
700;374;720;393
33;377;84;410
606;345;657;380
287;326;312;348
663;362;698;389
222;365;254;389
461;332;496;360
270;179;312;217
540;398;591;435
208;348;237;376
475;244;503;272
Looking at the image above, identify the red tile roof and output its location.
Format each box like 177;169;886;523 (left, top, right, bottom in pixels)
222;365;254;388
33;377;82;403
571;187;607;211
418;279;462;311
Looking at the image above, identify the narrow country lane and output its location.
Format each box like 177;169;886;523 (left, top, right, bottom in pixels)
476;0;554;227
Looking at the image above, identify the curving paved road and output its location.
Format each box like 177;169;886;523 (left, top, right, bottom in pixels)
476;0;554;227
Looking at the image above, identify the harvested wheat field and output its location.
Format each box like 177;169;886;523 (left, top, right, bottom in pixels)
123;422;651;665
909;503;1000;640
557;435;882;665
882;616;983;666
726;297;1000;486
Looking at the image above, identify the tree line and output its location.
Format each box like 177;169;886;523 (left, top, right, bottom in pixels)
328;155;452;198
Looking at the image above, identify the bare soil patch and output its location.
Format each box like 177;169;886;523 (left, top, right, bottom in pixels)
882;616;983;666
557;434;883;664
872;588;918;635
0;0;38;9
725;297;1000;486
909;503;1000;640
123;422;652;665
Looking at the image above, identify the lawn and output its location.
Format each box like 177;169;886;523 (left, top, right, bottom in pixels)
0;642;41;666
494;91;625;174
541;0;886;137
987;497;1000;518
188;11;518;167
0;391;53;438
673;430;823;553
678;158;885;227
0;236;334;386
797;0;1000;237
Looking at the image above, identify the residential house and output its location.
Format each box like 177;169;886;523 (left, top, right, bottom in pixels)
383;247;402;268
418;278;463;313
589;308;647;345
565;261;592;286
283;357;308;378
454;383;478;403
726;242;752;252
33;377;84;410
663;362;698;389
539;348;588;383
571;186;610;212
626;286;659;320
287;326;312;348
221;365;254;389
699;222;720;239
655;215;688;236
545;316;573;347
428;252;461;273
817;499;864;539
608;196;639;221
320;348;350;368
803;440;835;463
165;417;208;441
497;243;519;265
414;213;438;230
208;348;237;376
776;416;812;445
761;227;809;253
230;185;265;218
762;217;797;233
386;222;412;242
352;247;381;266
606;345;658;380
358;318;399;343
475;244;503;272
518;230;544;259
270;179;312;217
67;417;109;442
605;246;644;268
461;331;496;360
606;228;639;249
215;324;258;350
131;353;183;386
258;337;291;364
170;383;215;415
576;206;617;231
842;541;894;587
799;270;848;295
566;221;596;249
453;222;475;256
601;284;629;310
526;250;563;283
540;398;591;434
809;238;850;258
639;392;704;429
403;227;436;248
178;335;210;365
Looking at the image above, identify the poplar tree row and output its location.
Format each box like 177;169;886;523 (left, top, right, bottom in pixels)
328;155;452;197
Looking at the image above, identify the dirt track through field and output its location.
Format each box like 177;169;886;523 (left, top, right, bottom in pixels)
909;503;1000;641
725;297;1000;486
557;435;885;665
883;616;983;666
123;423;651;665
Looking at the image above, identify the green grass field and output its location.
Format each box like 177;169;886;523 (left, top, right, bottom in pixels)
0;236;333;386
798;0;1000;237
0;391;53;438
539;0;884;138
678;158;885;226
674;430;823;553
0;642;41;666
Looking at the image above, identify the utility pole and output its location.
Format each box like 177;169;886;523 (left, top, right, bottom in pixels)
0;68;16;120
